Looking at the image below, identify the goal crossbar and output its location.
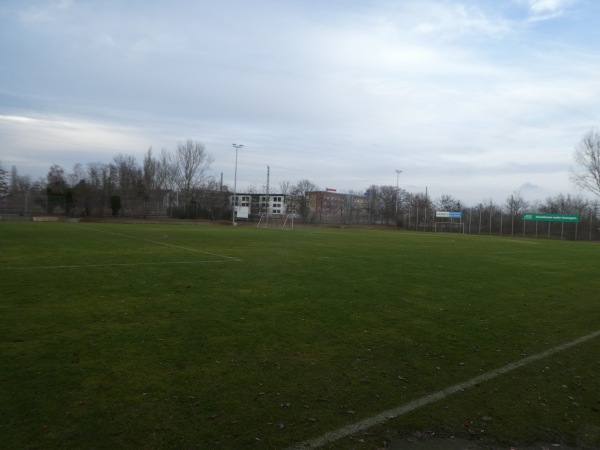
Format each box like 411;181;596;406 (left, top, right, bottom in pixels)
434;221;464;233
256;213;294;230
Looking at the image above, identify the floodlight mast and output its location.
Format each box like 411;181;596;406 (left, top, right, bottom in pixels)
395;170;402;227
232;144;243;225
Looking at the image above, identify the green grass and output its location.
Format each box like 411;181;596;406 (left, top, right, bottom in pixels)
1;222;599;449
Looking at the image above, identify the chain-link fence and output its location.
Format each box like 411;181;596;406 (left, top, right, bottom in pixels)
402;207;600;241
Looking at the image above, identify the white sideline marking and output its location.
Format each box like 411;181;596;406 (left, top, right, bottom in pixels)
491;250;543;254
0;260;235;271
74;225;242;262
318;256;369;259
287;329;600;450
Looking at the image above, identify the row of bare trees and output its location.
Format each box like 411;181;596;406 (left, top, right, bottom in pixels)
1;161;598;228
291;127;600;231
1;140;222;218
296;182;599;239
2;128;600;226
398;192;599;240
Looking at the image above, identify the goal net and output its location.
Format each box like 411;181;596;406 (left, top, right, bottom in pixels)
256;213;294;230
434;221;464;233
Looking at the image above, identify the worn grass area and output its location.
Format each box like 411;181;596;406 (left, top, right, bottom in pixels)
0;222;598;449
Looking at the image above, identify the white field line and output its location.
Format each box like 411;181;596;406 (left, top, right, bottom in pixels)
491;250;544;254
73;225;242;262
287;329;600;450
0;260;235;271
318;256;369;259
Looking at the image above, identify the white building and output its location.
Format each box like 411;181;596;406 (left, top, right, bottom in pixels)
231;193;287;220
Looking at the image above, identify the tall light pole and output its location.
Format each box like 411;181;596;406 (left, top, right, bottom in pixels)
232;143;243;225
395;169;402;227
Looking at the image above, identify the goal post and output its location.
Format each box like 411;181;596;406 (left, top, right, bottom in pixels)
256;213;294;230
434;221;464;233
435;211;464;234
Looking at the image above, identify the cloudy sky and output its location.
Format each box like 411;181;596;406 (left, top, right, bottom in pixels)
1;0;600;205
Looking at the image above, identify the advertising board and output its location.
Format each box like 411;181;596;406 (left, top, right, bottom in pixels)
436;211;462;218
521;213;579;223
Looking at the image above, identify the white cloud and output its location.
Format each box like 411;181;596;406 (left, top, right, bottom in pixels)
1;0;599;205
519;0;580;21
527;0;577;14
0;113;158;175
409;3;513;40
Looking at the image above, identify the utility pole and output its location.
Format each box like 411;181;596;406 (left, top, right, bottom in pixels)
232;144;243;225
266;165;270;226
395;170;402;228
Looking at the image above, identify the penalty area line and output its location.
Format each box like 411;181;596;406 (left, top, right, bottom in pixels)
287;329;600;450
71;225;242;262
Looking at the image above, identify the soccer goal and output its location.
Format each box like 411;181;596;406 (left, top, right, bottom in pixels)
256;213;294;230
434;221;464;233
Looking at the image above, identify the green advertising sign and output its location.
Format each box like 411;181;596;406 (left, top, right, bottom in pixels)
521;213;580;223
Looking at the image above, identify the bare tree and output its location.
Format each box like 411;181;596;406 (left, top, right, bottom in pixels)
87;162;110;216
571;128;600;198
47;164;66;189
363;185;409;225
409;192;433;230
143;148;164;214
5;166;33;214
483;197;499;234
143;148;158;192
111;154;142;216
504;191;528;236
435;194;463;212
45;164;69;214
365;185;378;223
156;149;177;212
279;181;292;196
542;193;588;215
291;179;318;222
0;161;8;201
172;139;213;206
504;191;528;215
194;177;229;220
68;163;86;187
65;163;89;215
377;186;397;225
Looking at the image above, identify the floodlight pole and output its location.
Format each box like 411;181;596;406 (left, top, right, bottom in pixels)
395;170;402;228
232;143;243;225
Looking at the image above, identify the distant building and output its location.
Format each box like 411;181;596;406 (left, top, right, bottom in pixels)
231;193;287;220
306;190;369;224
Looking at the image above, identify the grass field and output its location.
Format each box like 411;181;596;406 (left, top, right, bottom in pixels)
1;221;599;449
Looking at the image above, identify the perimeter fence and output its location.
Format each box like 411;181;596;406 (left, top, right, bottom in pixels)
3;193;599;241
402;207;600;241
